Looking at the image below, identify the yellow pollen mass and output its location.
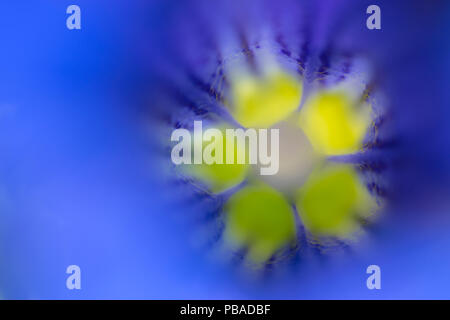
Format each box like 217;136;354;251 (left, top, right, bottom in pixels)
299;90;371;155
230;70;303;128
183;127;249;193
224;183;296;263
295;164;375;237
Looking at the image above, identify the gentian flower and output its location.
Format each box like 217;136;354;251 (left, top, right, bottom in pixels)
158;0;389;268
2;0;449;299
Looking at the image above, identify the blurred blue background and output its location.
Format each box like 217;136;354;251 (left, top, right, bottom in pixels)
0;0;450;299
